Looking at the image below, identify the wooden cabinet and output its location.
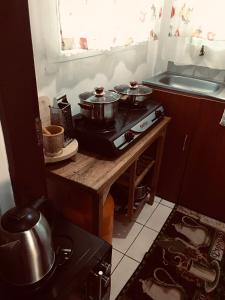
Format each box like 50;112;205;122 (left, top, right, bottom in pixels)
150;88;225;222
180;99;225;220
150;89;200;203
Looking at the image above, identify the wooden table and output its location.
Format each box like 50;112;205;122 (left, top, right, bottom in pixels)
46;117;171;238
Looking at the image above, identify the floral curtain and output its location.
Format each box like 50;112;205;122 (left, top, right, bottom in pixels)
163;0;225;69
169;0;225;42
58;0;163;52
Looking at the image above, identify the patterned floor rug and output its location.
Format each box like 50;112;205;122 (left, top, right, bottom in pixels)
117;206;225;300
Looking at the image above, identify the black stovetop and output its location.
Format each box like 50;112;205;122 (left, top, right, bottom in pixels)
73;99;163;156
73;99;161;141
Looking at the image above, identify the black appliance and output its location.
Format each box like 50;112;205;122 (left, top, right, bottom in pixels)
73;98;164;156
0;214;112;300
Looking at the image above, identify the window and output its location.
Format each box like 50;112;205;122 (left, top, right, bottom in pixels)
58;0;163;55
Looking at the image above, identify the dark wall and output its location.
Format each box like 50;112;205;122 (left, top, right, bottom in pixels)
0;1;46;206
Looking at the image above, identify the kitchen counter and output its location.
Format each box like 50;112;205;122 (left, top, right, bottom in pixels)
46;116;171;237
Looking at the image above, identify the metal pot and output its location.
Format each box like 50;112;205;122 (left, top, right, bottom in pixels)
114;81;153;105
135;185;150;201
0;198;55;286
78;87;121;124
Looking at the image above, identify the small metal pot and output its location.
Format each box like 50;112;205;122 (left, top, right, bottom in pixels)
114;81;153;105
135;185;150;201
78;87;120;124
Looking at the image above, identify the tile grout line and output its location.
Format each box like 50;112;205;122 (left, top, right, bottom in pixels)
134;202;160;227
112;200;162;258
112;224;144;258
143;224;159;234
138;201;160;227
160;202;176;209
111;252;125;275
110;199;166;297
124;253;141;264
124;203;173;261
122;224;144;257
144;201;174;232
111;221;143;274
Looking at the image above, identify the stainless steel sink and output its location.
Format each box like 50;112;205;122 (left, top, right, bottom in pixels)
143;72;225;100
158;74;221;94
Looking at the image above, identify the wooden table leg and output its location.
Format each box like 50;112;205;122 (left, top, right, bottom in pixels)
149;130;167;204
93;186;111;238
127;161;137;221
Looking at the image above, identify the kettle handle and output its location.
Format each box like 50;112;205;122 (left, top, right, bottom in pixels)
31;196;47;210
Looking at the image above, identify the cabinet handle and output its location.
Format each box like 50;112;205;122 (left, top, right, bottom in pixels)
182;134;188;152
219;109;225;127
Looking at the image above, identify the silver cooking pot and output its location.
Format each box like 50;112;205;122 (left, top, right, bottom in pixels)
78;87;121;124
0;198;55;286
114;80;153;105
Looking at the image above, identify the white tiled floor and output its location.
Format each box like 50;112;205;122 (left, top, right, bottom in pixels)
110;196;175;300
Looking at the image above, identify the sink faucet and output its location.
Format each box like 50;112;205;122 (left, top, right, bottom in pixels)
199;45;205;56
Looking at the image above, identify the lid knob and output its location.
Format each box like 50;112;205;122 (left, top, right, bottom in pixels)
129;81;138;89
94;87;105;97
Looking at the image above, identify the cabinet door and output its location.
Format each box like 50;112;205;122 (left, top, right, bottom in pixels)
179;99;225;221
151;89;200;203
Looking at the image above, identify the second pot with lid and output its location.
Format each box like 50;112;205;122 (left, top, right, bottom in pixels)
114;81;153;104
78;87;121;124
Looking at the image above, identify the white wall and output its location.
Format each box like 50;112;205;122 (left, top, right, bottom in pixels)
0;122;15;215
28;0;168;118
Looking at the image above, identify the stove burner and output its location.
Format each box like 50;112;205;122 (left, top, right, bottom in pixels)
74;115;115;133
54;235;74;266
89;125;115;134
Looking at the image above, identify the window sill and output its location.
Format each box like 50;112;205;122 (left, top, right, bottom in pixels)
51;40;150;63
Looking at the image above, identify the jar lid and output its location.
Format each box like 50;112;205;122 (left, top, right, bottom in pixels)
114;81;153;96
80;87;120;104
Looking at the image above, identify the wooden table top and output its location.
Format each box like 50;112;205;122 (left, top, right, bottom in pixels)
46;117;171;194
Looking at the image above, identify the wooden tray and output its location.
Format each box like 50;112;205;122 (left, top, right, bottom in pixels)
44;139;78;163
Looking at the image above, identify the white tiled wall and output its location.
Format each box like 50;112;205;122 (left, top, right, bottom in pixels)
110;197;175;300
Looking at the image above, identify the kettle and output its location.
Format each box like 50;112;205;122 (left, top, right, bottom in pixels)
0;198;55;286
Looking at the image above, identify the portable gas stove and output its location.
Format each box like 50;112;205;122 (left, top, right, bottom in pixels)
73;98;164;156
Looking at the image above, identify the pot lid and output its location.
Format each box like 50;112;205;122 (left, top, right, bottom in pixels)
80;87;120;104
1;207;40;233
114;81;153;96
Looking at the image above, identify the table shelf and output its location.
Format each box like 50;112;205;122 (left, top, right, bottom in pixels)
115;149;159;220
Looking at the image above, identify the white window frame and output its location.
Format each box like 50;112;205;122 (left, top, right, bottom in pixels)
41;0;149;63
